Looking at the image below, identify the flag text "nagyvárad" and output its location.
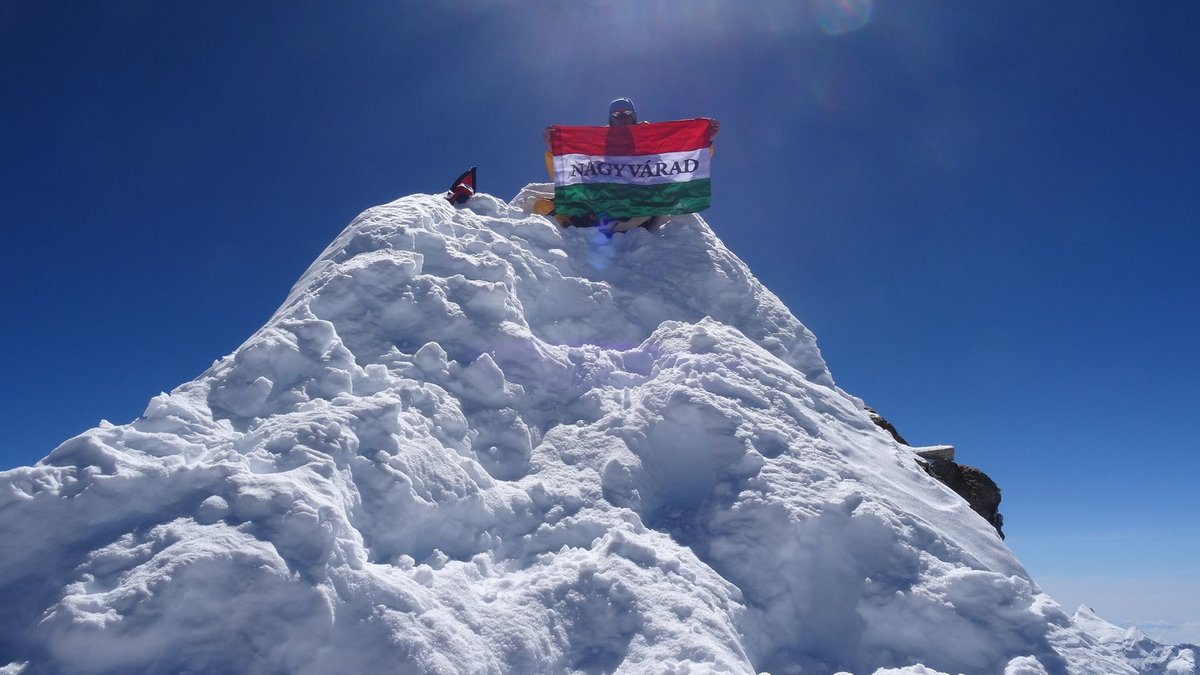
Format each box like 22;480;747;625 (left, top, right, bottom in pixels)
569;158;701;180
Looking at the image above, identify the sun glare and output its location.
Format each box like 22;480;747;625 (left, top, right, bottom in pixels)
813;0;874;35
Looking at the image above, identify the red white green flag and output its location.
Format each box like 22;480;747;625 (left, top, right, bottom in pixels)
547;118;717;218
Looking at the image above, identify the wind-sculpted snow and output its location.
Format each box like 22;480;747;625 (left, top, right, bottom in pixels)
0;187;1140;674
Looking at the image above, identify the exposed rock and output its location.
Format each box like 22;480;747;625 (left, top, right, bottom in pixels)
868;407;1005;539
866;406;908;445
920;459;1005;539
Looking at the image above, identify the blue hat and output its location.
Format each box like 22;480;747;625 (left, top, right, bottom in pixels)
609;97;637;119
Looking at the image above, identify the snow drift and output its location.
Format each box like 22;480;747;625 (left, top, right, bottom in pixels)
0;186;1147;673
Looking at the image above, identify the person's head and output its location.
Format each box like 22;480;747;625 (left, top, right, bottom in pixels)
608;98;637;126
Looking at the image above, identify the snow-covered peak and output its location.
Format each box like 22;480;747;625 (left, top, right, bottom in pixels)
1073;605;1146;645
284;184;834;384
1073;606;1198;674
0;188;1141;673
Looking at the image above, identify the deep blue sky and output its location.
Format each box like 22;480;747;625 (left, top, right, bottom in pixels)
3;1;1198;642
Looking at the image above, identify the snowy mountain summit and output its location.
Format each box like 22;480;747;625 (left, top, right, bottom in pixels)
0;187;1154;674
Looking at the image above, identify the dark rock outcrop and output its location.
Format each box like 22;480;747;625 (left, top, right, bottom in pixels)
919;459;1005;539
866;407;908;445
867;407;1005;539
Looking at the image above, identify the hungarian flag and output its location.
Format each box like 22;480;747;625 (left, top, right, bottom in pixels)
547;119;716;218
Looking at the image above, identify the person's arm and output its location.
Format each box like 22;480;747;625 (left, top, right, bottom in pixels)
543;126;555;179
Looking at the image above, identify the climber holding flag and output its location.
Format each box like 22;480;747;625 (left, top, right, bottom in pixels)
538;98;719;233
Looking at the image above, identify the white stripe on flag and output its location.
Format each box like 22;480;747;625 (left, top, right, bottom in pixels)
553;149;711;187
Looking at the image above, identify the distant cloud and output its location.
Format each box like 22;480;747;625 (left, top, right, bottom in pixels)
1127;619;1200;646
1031;574;1200;648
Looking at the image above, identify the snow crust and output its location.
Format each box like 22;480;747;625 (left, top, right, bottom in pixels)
0;187;1145;673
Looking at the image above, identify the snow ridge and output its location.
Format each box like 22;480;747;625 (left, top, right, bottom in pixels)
0;187;1139;673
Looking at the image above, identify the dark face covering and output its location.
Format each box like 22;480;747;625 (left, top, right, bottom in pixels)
609;108;637;126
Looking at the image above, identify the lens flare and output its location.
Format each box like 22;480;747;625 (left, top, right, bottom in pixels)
813;0;873;35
